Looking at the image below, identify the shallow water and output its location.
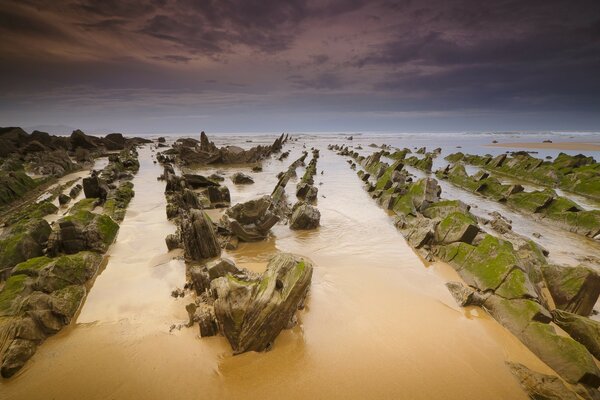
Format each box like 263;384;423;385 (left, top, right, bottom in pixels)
2;135;592;399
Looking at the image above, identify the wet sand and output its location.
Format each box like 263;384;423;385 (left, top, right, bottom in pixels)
1;143;556;399
487;141;600;151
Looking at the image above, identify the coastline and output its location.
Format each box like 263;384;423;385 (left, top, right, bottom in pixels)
487;141;600;151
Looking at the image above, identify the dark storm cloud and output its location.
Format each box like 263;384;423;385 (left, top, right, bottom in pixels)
1;0;599;132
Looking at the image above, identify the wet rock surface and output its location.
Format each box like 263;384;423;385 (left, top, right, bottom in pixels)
187;254;312;354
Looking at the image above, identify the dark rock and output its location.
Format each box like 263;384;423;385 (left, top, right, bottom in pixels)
0;339;37;378
289;203;320;230
231;172;254;184
184;174;219;189
58;194;71;205
180;210;221;261
82;172;108;200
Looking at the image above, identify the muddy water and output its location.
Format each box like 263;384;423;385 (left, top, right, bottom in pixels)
2;141;558;399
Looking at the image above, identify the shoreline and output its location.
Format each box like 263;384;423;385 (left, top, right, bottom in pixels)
487;141;600;151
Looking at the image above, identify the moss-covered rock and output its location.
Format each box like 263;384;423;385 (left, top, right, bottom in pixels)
542;264;600;316
553;309;600;361
47;211;119;255
0;218;51;276
0;171;38;207
434;211;479;245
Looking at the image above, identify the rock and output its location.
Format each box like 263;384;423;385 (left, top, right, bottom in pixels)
445;281;487;307
506;362;579;400
180;210;221;261
231;172;254;184
157;137;166;143
70;129;98;150
183;174;219;189
58;194;71;205
82;172;108;201
0;218;52;276
206;258;240;281
289;203;320;230
1;339;37;378
206;186;231;208
489;211;512;233
552;309;600;360
212;253;312;353
103;133;126;150
224;196;279;241
165;233;181;251
69;184;82;199
403;215;437;248
434;212;479;245
542;264;600;316
47;212;118;255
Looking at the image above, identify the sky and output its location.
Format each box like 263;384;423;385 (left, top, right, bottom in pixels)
1;0;599;134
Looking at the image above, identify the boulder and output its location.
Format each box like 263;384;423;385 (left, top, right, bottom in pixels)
224;196;279;241
82;173;108;200
58;194;71;206
0;339;36;378
290;203;320;230
212;253;312;353
103;133;126;150
47;211;118;255
206;186;231;208
434;212;479;245
542;264;600;316
231;172;254;184
445;281;487;307
180;210;221;261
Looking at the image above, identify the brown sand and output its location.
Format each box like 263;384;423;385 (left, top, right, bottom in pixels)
487;141;600;151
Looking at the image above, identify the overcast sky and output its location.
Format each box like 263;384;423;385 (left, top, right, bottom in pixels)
1;0;599;134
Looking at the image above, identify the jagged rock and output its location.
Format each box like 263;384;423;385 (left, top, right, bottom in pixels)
224;196;279;241
180;210;221;261
542;264;600;316
489;211;512;233
231;172;254;184
506;362;580;400
553;309;600;360
212;253;312;353
289;203;320;230
70;129;99;150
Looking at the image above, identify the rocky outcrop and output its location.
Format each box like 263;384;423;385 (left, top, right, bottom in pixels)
333;145;600;394
436;163;600;239
445;151;600;201
170;132;288;166
0;218;51;278
188;254;312;354
82;172;109;201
